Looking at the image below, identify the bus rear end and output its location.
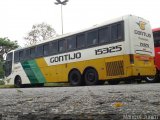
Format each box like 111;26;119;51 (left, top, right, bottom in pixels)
125;15;156;80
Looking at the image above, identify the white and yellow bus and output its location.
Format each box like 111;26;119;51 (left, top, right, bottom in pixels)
4;15;156;87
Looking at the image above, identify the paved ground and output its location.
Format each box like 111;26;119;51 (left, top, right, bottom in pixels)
0;83;160;120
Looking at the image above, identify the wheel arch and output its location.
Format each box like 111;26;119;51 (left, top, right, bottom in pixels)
14;75;21;84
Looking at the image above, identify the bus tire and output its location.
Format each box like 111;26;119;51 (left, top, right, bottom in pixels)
108;80;120;85
145;70;159;83
14;76;22;88
69;69;82;86
84;68;99;85
145;76;159;83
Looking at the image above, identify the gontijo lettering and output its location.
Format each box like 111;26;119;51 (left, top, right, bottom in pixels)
50;52;81;63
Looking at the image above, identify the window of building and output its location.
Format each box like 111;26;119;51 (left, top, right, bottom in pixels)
77;33;85;49
67;36;76;51
87;30;98;46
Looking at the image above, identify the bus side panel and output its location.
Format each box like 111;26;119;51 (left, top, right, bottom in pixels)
36;58;58;83
11;63;31;85
21;60;46;84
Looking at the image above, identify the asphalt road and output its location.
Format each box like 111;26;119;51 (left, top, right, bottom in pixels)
0;83;160;120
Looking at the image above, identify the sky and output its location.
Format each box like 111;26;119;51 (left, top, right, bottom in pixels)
0;0;160;47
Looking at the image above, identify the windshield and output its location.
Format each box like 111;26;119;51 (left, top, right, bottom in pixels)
6;52;13;61
4;52;13;77
153;31;160;47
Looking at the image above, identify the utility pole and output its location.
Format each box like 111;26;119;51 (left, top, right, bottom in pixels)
55;0;69;35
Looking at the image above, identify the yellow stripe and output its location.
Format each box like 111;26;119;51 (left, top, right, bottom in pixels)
35;54;156;83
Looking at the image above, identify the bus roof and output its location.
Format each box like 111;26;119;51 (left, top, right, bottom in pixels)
14;14;145;51
152;28;160;32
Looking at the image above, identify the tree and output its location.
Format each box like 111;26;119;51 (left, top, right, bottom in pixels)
24;22;57;46
0;37;19;79
0;37;19;60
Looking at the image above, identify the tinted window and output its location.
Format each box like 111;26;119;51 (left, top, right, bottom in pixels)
58;39;66;52
153;31;160;47
6;52;13;61
14;51;19;62
37;45;43;57
19;51;24;61
43;43;49;56
50;41;58;54
30;47;36;58
77;33;85;49
99;26;110;43
111;22;123;42
67;36;76;50
25;49;30;59
87;30;98;46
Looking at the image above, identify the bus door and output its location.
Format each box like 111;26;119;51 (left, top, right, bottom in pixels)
4;52;13;77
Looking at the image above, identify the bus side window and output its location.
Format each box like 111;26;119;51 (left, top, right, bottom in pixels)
30;47;36;58
111;22;123;42
25;49;30;60
36;45;43;57
58;39;66;53
87;30;98;46
50;41;58;54
43;43;49;56
67;36;76;51
19;50;24;61
99;26;110;44
14;51;19;63
77;33;86;49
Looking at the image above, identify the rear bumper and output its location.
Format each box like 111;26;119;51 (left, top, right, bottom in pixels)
126;66;156;77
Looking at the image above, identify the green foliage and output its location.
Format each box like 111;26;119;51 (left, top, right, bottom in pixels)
0;61;4;78
0;79;5;85
0;37;19;79
0;37;19;60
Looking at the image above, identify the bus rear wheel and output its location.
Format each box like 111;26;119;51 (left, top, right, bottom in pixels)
145;76;159;83
14;76;22;88
84;68;99;85
69;69;82;86
145;70;160;83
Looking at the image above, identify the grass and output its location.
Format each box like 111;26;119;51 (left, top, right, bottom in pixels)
0;85;14;88
0;83;69;88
